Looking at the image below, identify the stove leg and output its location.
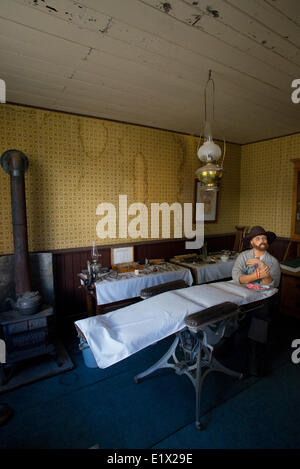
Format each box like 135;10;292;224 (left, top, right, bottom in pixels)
0;365;6;386
52;353;64;367
0;403;14;426
49;343;64;367
0;364;17;386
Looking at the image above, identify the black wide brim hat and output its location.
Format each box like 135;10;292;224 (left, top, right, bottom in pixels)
245;225;276;246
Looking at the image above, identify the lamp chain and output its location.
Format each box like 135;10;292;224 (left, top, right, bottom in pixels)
204;69;215;123
221;138;226;166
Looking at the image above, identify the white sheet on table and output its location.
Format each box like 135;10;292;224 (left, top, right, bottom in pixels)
196;260;234;284
75;281;277;369
94;268;193;305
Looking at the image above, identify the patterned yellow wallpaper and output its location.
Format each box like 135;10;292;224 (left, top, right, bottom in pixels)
239;133;300;238
0;104;241;254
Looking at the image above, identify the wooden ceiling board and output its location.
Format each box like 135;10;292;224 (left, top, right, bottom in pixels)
0;0;299;143
148;0;300;64
8;0;296;86
0;49;76;79
2;0;297;97
262;0;300;28
227;0;300;48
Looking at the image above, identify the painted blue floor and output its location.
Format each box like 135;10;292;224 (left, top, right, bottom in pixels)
1;314;300;449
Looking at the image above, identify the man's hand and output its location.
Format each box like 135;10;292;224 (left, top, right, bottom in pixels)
245;258;271;283
246;258;266;268
237;258;273;285
246;258;269;272
258;264;270;279
246;258;259;266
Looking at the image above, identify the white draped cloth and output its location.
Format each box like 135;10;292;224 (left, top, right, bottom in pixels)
94;263;193;305
194;260;235;284
75;281;277;369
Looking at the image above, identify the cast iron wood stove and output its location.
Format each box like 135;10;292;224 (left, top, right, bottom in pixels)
0;150;60;385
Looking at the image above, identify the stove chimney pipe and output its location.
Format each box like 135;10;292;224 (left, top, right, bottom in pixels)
1;150;32;295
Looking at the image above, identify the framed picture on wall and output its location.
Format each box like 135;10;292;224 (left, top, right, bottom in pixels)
194;179;218;222
110;246;134;265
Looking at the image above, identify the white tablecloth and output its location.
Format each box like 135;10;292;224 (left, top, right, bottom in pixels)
170;259;234;284
195;260;235;284
94;263;193;305
75;281;277;369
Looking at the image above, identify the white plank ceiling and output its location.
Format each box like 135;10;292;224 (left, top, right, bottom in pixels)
0;0;300;143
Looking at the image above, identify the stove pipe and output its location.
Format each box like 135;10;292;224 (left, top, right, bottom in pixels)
1;150;32;295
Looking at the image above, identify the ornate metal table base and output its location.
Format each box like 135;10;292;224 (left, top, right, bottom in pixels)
135;304;243;430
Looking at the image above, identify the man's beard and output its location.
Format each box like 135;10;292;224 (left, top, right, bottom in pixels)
251;241;268;252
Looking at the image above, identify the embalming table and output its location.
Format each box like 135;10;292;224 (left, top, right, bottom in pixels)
75;280;277;429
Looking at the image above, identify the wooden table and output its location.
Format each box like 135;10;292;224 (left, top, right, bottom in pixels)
81;284;142;316
169;255;236;285
79;263;193;316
